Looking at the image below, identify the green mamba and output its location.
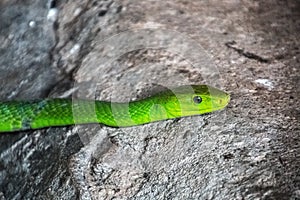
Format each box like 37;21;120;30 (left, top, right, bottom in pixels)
0;85;230;132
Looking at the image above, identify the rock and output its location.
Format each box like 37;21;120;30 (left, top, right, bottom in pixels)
0;0;299;199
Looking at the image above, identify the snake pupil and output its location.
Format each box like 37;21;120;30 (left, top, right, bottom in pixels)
193;96;202;104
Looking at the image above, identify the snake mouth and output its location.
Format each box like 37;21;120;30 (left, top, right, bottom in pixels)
199;94;230;113
199;105;228;113
220;94;230;107
215;92;230;106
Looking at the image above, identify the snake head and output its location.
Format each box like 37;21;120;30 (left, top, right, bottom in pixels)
159;85;230;117
189;85;230;114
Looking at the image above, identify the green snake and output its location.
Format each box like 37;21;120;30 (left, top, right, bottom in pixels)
0;85;230;132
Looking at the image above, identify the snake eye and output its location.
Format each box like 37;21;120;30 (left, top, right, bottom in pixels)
193;96;202;104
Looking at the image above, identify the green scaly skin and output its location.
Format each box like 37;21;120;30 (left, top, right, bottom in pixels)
0;85;230;132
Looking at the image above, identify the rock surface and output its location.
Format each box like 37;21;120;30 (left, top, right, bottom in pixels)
0;0;299;199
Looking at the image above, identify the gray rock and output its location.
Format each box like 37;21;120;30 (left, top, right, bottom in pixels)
0;0;299;199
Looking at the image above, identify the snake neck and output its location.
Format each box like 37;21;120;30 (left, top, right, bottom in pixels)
94;93;181;127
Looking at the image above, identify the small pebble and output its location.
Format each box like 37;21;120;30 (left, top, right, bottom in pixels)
254;79;274;89
74;8;82;17
70;44;81;55
261;138;271;143
28;21;36;28
47;8;59;22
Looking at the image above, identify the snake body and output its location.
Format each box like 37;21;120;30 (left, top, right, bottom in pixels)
0;85;230;132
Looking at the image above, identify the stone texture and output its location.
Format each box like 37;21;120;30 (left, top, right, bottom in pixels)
0;0;299;199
